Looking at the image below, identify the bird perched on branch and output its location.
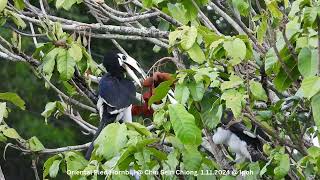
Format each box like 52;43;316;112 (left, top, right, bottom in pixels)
132;72;174;117
212;111;268;163
85;51;145;160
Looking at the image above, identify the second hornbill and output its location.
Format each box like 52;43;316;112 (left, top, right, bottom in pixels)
85;51;145;160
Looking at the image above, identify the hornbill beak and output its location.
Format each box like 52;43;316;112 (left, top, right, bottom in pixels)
121;55;146;87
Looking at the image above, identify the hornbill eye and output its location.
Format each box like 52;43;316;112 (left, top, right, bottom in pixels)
122;55;127;61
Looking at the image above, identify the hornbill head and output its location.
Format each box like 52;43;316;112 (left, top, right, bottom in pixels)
103;52;145;87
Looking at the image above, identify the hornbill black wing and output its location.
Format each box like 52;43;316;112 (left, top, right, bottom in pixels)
218;111;268;162
98;74;136;111
85;75;136;160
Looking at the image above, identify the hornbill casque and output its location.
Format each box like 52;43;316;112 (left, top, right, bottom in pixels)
85;51;145;160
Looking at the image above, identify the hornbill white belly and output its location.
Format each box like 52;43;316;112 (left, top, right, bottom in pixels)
85;52;144;160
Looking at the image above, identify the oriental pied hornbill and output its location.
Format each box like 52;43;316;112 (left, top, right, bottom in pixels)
212;111;268;163
85;51;145;160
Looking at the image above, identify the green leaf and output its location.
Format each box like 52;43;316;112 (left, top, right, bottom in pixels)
181;26;197;50
174;83;190;105
3;128;20;139
167;3;188;25
0;134;7;142
0;102;6;123
0;92;25;110
220;75;243;91
27;136;45;151
201;100;223;130
257;16;268;43
273;58;299;92
142;0;153;8
187;43;206;64
148;80;173;106
312;93;320;129
298;47;318;77
266;0;283;19
153;109;166;127
56;0;78;10
249;80;268;102
274;154;290;179
94;123;128;160
64;151;87;172
307;146;320;159
182;145;202;170
43;155;62;178
188;81;205;101
223;38;246;65
232;0;249;16
13;0;24;10
169;30;183;46
42;48;59;75
68;43;82;62
221;89;246;118
168;104;202;145
0;0;7;12
126;122;152;137
301;76;320;99
303;7;318;27
8;11;26;29
56;48;76;80
49;160;61;178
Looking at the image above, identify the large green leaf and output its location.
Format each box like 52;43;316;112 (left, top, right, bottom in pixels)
0;102;6;123
249;80;268;102
312;93;320;129
0;92;25;110
301;76;320;99
3;128;20;139
232;0;249;16
201;100;223;130
266;0;283;20
42;48;59;75
0;0;7;12
68;43;82;62
148;80;173;106
303;6;318;28
274;154;290;179
27;136;45;152
188;81;205;101
174;83;190;105
182;145;202;171
221;75;243;91
221;89;246;118
43;155;62;178
187;43;206;64
167;3;188;25
49;160;61;178
64;151;88;172
126;122;152;137
298;47;318;77
56;48;76;80
223;38;246;65
56;0;79;10
94;123;128;160
181;26;197;50
168;104;202;145
273;57;299;92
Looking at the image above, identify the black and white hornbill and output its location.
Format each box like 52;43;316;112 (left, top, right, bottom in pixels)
85;51;145;160
212;111;268;163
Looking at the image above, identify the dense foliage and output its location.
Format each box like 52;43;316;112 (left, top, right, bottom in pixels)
0;0;320;180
